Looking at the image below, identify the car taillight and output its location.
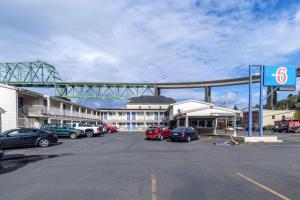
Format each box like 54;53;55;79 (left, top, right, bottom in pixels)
97;128;99;132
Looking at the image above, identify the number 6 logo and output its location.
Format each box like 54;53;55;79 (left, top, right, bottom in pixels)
275;67;288;84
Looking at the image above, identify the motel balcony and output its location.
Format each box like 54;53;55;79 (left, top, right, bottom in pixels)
19;105;99;120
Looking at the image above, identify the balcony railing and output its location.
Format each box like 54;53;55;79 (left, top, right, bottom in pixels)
19;105;99;120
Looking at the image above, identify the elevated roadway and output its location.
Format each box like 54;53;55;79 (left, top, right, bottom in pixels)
1;61;299;108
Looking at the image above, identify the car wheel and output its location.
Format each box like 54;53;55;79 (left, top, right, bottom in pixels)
70;133;77;139
159;135;163;141
38;138;50;147
87;131;94;138
186;136;191;143
196;134;200;140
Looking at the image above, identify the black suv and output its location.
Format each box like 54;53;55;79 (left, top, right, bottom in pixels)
272;124;289;133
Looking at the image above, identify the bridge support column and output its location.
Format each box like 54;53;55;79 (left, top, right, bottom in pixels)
154;86;160;96
266;86;277;110
204;86;212;103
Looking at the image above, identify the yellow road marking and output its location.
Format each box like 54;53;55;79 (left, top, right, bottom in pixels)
236;173;290;200
151;175;157;200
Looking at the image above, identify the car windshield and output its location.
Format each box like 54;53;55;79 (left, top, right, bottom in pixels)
174;127;188;132
0;129;12;136
147;127;158;131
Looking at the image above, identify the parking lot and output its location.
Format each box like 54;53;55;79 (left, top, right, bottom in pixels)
1;132;300;200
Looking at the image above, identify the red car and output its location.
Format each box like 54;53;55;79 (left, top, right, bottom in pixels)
104;125;118;133
145;126;172;140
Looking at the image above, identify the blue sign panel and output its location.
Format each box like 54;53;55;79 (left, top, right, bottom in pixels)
263;66;296;86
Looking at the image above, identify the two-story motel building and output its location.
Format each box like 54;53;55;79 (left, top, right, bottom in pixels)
0;83;101;132
99;96;176;131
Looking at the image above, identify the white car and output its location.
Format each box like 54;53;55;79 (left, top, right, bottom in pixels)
68;123;101;137
236;126;244;132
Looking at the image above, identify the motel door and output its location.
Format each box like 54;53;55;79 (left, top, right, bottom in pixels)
154;112;159;120
132;123;136;130
132;112;136;120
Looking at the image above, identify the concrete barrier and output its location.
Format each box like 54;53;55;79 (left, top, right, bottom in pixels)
233;136;283;143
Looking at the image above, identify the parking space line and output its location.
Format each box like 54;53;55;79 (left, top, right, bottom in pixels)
236;173;290;200
151;174;157;200
194;137;212;143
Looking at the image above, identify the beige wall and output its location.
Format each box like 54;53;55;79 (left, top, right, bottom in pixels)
0;85;17;132
263;110;295;126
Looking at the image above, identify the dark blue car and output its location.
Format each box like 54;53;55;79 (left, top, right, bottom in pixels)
0;128;58;148
169;127;200;142
0;149;4;159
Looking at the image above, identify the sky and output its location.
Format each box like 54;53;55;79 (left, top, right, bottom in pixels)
1;0;300;109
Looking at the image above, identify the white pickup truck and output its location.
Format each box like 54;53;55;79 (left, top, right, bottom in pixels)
68;123;101;137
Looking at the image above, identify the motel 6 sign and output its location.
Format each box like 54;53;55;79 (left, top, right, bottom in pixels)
263;66;297;86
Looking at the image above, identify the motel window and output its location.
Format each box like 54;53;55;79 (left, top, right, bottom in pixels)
207;120;213;128
43;99;47;106
272;115;275;119
191;120;198;127
199;120;205;127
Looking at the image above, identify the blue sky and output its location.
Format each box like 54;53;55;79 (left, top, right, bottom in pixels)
1;0;300;109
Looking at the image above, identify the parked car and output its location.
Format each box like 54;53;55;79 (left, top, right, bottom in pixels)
145;126;172;140
169;127;199;142
98;125;107;133
68;123;102;137
272;124;289;133
104;125;118;133
41;124;84;139
236;126;244;132
0;149;4;159
0;128;58;148
288;126;300;133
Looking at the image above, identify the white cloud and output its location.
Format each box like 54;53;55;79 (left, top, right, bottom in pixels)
80;51;119;65
1;0;300;107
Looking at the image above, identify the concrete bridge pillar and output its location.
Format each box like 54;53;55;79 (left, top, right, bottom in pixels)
204;86;212;103
154;86;161;96
266;86;277;109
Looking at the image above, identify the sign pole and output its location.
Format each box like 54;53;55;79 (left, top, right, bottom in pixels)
248;65;252;137
259;65;264;137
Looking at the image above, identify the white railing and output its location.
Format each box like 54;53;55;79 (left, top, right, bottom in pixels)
19;105;47;116
19;105;99;120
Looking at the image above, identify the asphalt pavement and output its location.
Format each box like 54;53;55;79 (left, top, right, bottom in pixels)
0;132;300;200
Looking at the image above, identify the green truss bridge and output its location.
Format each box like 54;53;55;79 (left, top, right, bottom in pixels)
1;61;300;104
0;61;155;99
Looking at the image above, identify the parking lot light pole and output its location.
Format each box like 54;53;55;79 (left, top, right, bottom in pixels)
259;66;264;137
